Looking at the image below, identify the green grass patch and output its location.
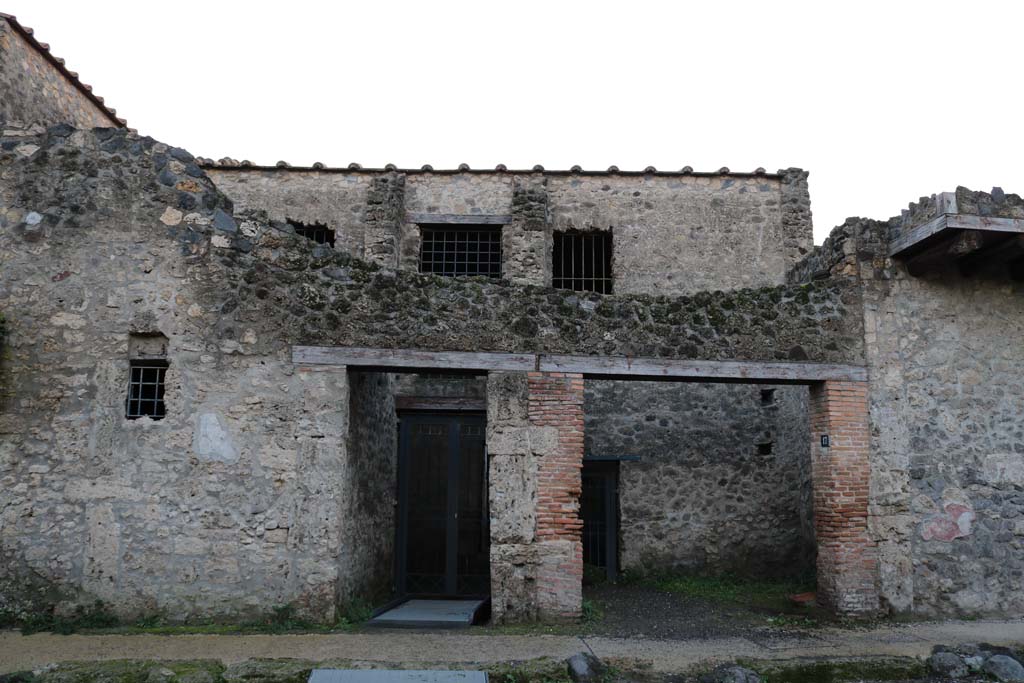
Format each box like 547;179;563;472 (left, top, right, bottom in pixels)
484;658;573;683
3;597;381;636
581;598;604;624
650;573;814;609
739;656;927;683
5;600;120;635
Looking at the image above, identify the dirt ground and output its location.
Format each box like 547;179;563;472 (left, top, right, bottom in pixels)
579;582;803;640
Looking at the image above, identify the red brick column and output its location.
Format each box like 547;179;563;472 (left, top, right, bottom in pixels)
527;371;584;618
809;380;879;615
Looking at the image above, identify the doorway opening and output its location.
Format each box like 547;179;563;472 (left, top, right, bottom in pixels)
581;459;619;583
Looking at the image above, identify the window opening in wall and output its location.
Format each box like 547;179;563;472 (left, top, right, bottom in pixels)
125;360;168;420
760;388;776;406
553;230;613;294
419;225;502;278
288;219;335;247
757;441;774;456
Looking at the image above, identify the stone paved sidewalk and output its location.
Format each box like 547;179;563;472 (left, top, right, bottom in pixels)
1;620;1022;674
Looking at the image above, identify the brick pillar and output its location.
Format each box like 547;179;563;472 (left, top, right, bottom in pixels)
809;380;879;615
486;371;584;623
527;372;584;619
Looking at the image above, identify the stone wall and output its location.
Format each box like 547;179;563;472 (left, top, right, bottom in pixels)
584;381;814;579
341;371;397;608
0;123;866;622
858;227;1024;616
0;125;364;621
206;165;822;596
205;166;813;295
545;171;811;295
798;196;1024;617
204;234;860;363
0;17;121;129
205;170;373;257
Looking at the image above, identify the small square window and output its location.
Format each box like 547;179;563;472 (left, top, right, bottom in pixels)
419;225;502;277
288;219;335;247
757;441;774;456
760;388;776;406
126;360;168;420
553;230;613;293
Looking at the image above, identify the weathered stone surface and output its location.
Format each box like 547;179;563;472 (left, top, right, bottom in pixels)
984;655;1024;683
698;664;763;683
212;163;809;297
835;211;1024;617
566;652;606;683
193;413;238;463
2;94;1023;627
927;651;968;678
340;371;397;605
222;659;313;683
0;125;377;621
0;19;119;129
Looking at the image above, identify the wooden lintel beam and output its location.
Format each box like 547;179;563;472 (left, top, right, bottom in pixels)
890;214;949;257
395;396;487;412
292;345;868;384
536;353;867;384
405;213;512;225
292;346;535;372
947;214;1024;234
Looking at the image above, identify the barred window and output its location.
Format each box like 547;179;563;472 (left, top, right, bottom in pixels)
288;219;335;247
553;230;613;294
125;360;168;420
419;225;502;277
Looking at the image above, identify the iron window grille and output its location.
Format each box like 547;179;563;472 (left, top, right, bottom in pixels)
419;225;502;278
288;219;335;247
553;230;613;294
125;360;168;420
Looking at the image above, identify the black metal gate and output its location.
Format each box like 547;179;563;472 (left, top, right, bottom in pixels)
396;413;489;597
581;460;619;581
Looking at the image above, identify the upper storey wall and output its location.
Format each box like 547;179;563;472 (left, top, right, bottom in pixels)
206;166;813;296
546;174;800;295
0;16;124;129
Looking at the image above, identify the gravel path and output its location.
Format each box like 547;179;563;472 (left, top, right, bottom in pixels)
1;620;1023;674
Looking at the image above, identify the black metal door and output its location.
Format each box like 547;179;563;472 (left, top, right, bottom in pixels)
397;413;489;597
581;460;619;581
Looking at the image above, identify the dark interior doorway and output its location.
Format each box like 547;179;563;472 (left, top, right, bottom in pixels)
396;413;490;597
581;460;619;582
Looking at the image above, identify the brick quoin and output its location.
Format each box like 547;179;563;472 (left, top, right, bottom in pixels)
527;371;584;618
809;380;879;616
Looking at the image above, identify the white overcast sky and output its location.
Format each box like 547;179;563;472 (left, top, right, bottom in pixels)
7;0;1023;243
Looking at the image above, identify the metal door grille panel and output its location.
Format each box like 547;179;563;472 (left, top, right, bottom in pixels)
419;225;502;278
398;414;490;598
553;230;613;294
581;474;608;567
